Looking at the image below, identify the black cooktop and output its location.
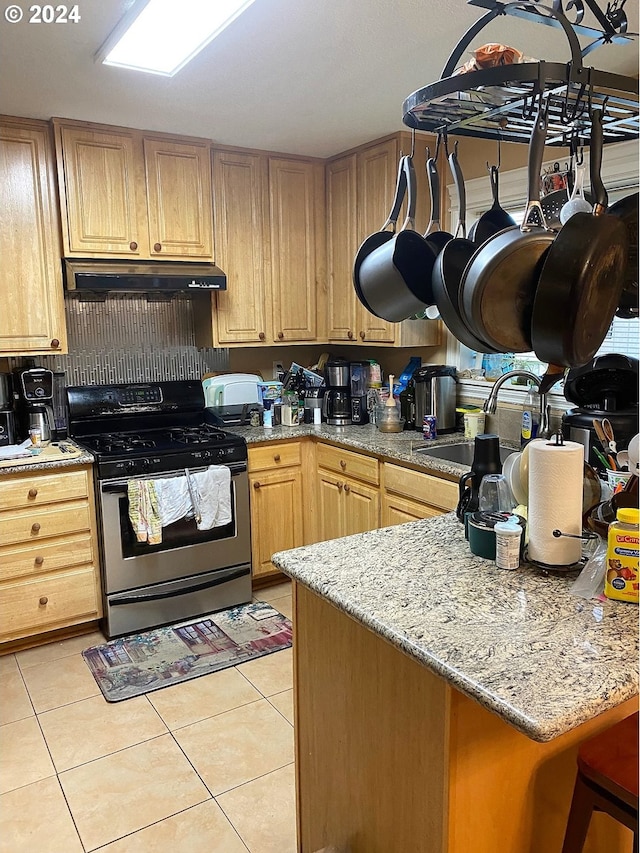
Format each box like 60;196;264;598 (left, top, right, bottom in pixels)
67;382;247;479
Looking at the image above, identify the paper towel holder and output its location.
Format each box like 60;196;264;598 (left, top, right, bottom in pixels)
552;529;599;541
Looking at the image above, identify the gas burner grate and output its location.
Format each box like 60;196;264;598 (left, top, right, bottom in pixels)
168;426;226;445
94;433;157;453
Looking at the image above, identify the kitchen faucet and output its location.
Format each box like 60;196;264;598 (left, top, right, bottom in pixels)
483;370;551;439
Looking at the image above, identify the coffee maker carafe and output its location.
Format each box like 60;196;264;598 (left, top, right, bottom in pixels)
322;359;352;426
14;367;56;443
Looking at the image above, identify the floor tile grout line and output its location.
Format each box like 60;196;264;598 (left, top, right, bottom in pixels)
157;692;267;733
213;759;296;799
265;694;295;728
214;797;253;852
52;773;89;853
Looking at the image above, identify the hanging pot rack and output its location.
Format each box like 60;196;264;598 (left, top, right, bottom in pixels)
402;0;639;145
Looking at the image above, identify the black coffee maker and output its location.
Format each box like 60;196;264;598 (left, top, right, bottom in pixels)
456;434;503;521
322;358;352;426
13;366;56;442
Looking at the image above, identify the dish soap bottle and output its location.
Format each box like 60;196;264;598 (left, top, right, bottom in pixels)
521;382;540;448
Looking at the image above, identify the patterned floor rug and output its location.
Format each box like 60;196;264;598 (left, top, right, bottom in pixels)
82;601;292;702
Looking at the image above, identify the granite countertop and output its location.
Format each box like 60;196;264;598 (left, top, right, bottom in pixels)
272;512;639;743
226;423;498;479
0;441;94;475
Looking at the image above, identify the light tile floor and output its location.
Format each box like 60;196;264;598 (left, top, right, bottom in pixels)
0;583;296;853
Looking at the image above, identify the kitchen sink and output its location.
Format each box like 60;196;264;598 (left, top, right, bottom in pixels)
413;441;513;466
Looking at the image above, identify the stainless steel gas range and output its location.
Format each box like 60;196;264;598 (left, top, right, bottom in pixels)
67;380;251;639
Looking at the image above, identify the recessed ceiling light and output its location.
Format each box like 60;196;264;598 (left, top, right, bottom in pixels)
98;0;257;77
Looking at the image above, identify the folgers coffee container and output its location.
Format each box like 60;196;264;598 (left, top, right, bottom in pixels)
605;508;639;604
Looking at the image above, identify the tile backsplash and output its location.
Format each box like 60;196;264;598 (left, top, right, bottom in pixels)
36;295;229;385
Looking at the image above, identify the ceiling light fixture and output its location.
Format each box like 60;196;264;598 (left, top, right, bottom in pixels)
97;0;257;77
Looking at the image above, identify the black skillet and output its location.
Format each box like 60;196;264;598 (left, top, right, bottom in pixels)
353;155;408;318
468;165;516;246
431;144;500;352
531;110;629;367
608;191;639;318
459;99;555;353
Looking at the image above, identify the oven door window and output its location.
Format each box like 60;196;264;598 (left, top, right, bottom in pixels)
116;476;237;558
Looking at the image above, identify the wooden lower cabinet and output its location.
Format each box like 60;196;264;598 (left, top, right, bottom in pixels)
248;442;305;581
382;462;458;527
0;465;101;643
317;469;379;541
294;584;636;853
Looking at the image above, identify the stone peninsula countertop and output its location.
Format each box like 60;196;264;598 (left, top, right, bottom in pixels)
0;441;94;475
226;423;495;480
272;512;639;743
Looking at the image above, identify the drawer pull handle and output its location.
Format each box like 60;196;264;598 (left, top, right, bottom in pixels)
253;481;261;490
51;339;60;349
34;556;44;566
344;483;351;493
347;330;354;339
340;460;347;470
259;332;266;341
337;481;343;491
28;488;38;498
129;241;138;251
274;454;281;462
154;242;162;252
39;597;48;606
277;331;284;340
31;522;41;533
359;331;365;340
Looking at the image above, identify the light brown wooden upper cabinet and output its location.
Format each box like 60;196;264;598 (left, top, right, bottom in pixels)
210;148;325;347
0;117;67;356
53;119;213;261
326;133;442;348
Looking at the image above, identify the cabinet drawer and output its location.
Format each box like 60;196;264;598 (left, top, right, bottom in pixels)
249;442;301;472
0;469;90;511
0;567;99;640
0;533;95;582
317;444;379;486
384;464;458;511
0;503;92;547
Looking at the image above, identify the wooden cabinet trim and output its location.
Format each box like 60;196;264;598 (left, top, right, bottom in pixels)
316;443;379;486
248;441;302;472
384;462;458;511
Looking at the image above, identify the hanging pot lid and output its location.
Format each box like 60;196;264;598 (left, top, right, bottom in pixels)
564;354;639;410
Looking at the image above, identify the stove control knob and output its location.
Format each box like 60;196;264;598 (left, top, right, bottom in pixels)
125;460;137;473
202;450;212;460
139;458;150;472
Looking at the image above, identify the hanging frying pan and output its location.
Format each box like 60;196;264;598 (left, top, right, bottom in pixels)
423;148;453;253
431;144;499;351
531;109;629;368
353;155;408;318
358;155;438;322
468;165;516;246
459;98;555;353
608;191;638;319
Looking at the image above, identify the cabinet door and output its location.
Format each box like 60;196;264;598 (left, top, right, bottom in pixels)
326;154;358;343
249;467;304;578
355;140;399;344
55;124;146;257
0;120;67;355
144;138;213;259
342;478;380;536
382;493;442;527
317;471;346;543
269;158;324;343
212;150;270;344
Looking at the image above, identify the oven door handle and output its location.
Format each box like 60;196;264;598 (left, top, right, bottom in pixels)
102;484;128;495
110;566;251;606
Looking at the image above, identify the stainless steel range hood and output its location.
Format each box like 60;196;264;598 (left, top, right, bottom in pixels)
64;260;227;293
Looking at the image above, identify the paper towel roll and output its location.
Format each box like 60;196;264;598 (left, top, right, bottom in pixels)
527;439;584;566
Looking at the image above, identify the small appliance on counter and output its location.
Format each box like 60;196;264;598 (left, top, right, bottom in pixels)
349;361;369;425
413;365;457;434
203;373;263;426
561;354;638;469
0;373;16;447
13;366;56;443
456;434;504;522
322;359;352;426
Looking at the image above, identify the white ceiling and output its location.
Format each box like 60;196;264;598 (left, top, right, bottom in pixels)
1;0;637;157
